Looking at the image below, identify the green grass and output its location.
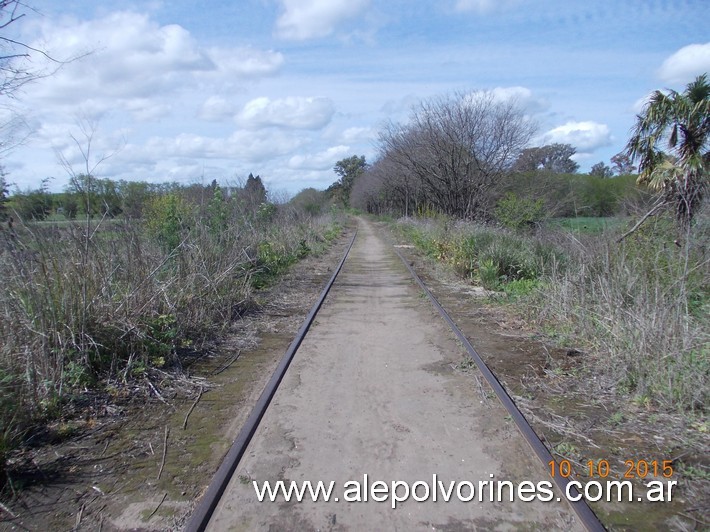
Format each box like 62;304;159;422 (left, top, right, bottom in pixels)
546;216;626;234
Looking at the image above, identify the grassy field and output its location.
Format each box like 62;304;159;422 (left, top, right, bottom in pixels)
545;216;627;233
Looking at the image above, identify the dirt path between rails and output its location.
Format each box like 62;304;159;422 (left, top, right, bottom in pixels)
207;218;582;531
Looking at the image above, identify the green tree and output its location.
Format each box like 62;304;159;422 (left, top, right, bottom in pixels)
145;193;193;252
68;174;100;217
590;161;613;178
12;178;52;221
290;187;328;216
624;73;709;231
495;192;546;229
57;191;78;219
241;173;267;212
610;152;636;175
207;185;228;236
513;144;580;174
333;155;367;206
119;180;152;219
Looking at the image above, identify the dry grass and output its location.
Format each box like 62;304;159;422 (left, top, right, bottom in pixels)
535;216;709;411
395;213;709;412
0;202;342;477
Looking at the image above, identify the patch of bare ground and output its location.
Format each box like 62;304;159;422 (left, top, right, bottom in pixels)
385;220;709;532
0;225;354;532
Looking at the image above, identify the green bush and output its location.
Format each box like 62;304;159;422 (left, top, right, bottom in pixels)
144;193;193;251
495;192;546;230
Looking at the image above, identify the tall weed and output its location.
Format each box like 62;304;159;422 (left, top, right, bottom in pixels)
0;206;341;473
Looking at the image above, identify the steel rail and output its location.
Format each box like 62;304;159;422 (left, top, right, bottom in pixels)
392;247;606;532
185;230;357;532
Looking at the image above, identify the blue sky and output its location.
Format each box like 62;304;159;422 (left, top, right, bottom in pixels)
2;0;709;195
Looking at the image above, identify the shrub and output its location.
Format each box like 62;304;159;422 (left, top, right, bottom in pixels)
144;193;194;251
495;192;546;230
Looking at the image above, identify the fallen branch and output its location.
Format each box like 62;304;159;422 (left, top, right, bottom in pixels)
0;500;17;519
182;386;203;429
147;493;168;520
73;503;85;531
157;425;169;480
145;377;168;405
213;351;241;376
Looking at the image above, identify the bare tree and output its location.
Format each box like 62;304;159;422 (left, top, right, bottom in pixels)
375;91;536;219
0;1;63;97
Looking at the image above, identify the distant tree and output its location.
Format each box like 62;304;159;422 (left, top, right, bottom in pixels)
377;91;535;219
13;177;52;221
333;155;367;206
244;173;267;205
207;184;228;236
513;143;580;174
590;161;613;178
610;152;636;175
119;180;152;219
96;177;122;217
622;73;709;236
290;187;328;216
58;191;78;219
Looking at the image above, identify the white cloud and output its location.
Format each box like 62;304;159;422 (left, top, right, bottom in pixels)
202;47;284;79
288;145;351;170
340;126;375;144
539;121;612;153
274;0;370;40
25;11;282;118
488;86;549;115
198;96;237;122
236;96;335;130
130;129;305;163
657;43;710;85
29;12;212;102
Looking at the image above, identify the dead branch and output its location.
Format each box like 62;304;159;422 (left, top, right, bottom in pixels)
0;500;17;519
73;503;85;531
147;493;168;520
616;196;668;243
182;386;203;429
213;351;241;375
145;377;168;405
157;425;169;480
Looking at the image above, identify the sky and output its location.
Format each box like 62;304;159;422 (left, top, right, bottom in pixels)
1;0;709;196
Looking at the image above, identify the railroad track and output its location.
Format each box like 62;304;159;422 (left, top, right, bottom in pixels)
185;227;605;532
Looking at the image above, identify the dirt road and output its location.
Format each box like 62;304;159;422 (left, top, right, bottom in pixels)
207;219;581;531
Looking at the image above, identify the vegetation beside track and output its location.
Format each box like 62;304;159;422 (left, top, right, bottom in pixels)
392;213;709;413
0;181;343;484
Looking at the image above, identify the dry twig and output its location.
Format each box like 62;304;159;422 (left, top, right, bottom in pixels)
0;501;17;519
147;493;168;520
182;386;203;429
157;425;169;480
73;503;85;531
145;377;168;405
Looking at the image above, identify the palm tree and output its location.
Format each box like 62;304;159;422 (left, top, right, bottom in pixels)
621;73;709;239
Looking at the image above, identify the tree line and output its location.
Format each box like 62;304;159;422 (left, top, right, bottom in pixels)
340;91;645;225
341;76;707;233
0;172;270;222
